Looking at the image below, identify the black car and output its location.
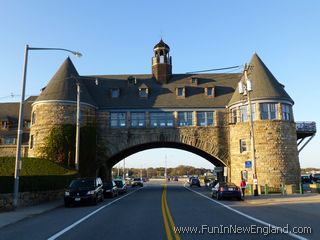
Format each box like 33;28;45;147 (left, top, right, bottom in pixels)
189;178;201;187
64;177;104;207
114;179;127;194
301;175;312;184
132;178;144;187
211;182;241;201
103;181;119;198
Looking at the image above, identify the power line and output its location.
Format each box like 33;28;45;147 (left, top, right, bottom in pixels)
185;65;242;74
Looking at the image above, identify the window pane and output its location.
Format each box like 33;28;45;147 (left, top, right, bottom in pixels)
110;112;126;127
240;106;248;122
150;112;174;128
197;111;214;126
131;112;145;127
178;112;193;126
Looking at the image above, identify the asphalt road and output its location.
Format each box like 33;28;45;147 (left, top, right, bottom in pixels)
0;182;317;240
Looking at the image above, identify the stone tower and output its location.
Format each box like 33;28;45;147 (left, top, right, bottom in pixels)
29;57;97;157
227;53;300;188
152;39;172;84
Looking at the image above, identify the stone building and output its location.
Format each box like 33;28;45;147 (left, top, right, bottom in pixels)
0;40;316;188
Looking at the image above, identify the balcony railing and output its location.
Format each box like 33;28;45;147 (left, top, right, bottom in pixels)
296;121;316;140
296;121;316;133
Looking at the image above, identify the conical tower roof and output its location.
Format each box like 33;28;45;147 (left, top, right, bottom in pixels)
36;57;96;106
228;53;293;106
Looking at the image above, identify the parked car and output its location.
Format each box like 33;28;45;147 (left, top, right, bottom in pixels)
64;177;104;207
114;179;127;194
103;180;119;198
311;173;320;183
207;180;218;189
211;182;241;201
173;176;179;181
301;175;312;184
189;178;201;187
132;177;144;187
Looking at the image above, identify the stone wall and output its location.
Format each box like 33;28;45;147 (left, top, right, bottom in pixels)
97;110;230;170
0;145;29;157
0;190;63;211
29;102;96;157
229;120;300;188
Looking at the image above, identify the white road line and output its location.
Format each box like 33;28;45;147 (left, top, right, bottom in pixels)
185;187;309;240
47;187;143;240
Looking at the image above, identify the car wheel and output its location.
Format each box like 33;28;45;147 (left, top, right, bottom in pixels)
93;197;98;205
216;193;221;200
100;193;104;202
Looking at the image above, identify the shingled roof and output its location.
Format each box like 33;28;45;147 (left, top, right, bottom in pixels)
228;53;293;106
82;73;241;109
36;58;96;106
154;39;170;49
0;96;35;121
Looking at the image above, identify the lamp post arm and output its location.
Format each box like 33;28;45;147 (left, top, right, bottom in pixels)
27;47;82;57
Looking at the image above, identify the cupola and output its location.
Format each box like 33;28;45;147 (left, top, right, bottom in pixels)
152;39;172;84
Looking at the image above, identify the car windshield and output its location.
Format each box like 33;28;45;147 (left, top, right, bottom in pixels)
114;181;123;187
313;174;320;178
133;178;141;181
70;179;94;188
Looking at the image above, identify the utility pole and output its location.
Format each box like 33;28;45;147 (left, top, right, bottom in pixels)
123;159;126;181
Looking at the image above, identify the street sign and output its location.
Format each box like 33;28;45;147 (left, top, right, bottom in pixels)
245;161;252;168
223;167;228;177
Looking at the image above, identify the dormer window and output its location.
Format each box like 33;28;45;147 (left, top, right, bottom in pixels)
111;88;120;98
205;87;214;97
127;76;137;85
139;88;148;98
191;78;198;85
176;87;185;98
1;121;8;129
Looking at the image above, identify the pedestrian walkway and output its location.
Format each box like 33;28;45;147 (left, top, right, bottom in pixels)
0;199;62;229
243;192;320;206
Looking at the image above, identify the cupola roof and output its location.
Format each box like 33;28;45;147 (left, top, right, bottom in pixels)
154;39;170;49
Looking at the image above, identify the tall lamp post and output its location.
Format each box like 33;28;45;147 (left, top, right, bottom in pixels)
238;64;258;196
13;45;82;209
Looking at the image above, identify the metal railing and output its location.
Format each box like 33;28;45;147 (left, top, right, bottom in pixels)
296;121;317;133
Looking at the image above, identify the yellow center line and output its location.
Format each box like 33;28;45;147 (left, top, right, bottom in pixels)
162;185;173;240
161;184;181;240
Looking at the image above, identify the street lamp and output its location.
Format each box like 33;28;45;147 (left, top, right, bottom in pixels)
13;45;82;209
238;64;258;196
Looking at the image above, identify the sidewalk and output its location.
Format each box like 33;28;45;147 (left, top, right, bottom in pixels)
242;192;320;206
0;199;63;229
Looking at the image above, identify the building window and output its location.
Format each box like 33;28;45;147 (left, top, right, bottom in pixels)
31;111;36;125
3;137;16;145
176;87;185;98
178;112;193;126
205;87;214;97
260;103;277;120
1;121;8;129
110;112;126;128
150;112;174;128
231;108;237;123
197;112;214;126
30;135;34;149
240;105;248;122
282;104;292;121
127;76;137;85
25;121;31;129
191;78;198;85
111;88;120;98
131;112;146;127
240;139;247;153
139;88;148;98
240;104;255;122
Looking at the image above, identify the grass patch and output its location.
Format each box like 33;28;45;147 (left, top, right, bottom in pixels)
0;157;77;176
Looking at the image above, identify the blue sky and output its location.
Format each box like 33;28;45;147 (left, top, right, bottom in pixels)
0;1;319;168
